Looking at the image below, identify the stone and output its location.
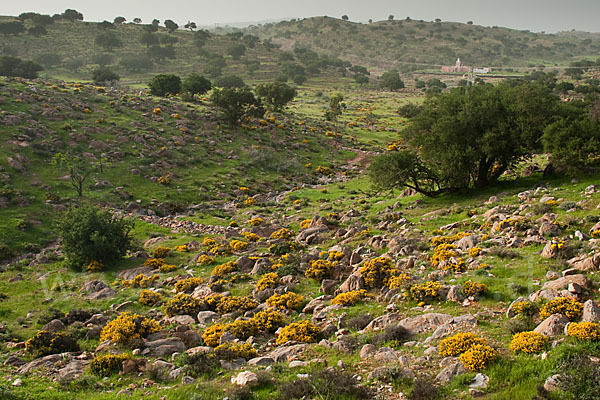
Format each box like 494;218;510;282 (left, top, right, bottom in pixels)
144;337;186;356
236;256;255;273
12;378;22;387
197;311;219;325
335;273;365;295
17;353;76;374
541;241;558;259
231;371;258;386
582;300;600;322
118;266;155;280
534;314;569;336
320;279;337;295
181;375;195;385
167;315;195;325
398;313;453;334
288;360;308;368
445;285;463;302
374;347;399;363
456;235;479;251
263;344;308;363
469;373;489;389
436;362;466;384
542;274;591;291
58;360;89;383
3;355;26;367
42;319;66;332
248;356;274;366
360;344;376;359
544;374;563;392
569;253;600;272
539;222;561;237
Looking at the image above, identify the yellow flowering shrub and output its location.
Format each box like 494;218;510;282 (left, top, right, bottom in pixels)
100;312;161;344
209;244;231;256
539;297;583;321
89;354;129;376
315;166;333;176
509;331;548;353
163;293;204;317
270;228;294;240
387;273;410;289
211;261;237;278
139;290;162;306
266;292;304;310
300;219;312;229
214;296;258;315
305;259;336;281
152;246;171;258
174;244;188;252
276;320;321;345
241;232;260;242
439;332;488;357
567;322;600;341
459;344;499;371
25;331;79;357
248;217;263;226
497;217;529;232
443;258;467;273
253;308;285;333
511;301;537;317
143;258;166;269
431;244;457;267
158;263;177;273
86;260;104;272
409;281;442;302
360;257;394;288
226;319;260;339
430;232;471;247
122;274;159;288
174;277;204;293
331;290;367;306
202;323;227;347
243;197;257;206
591;230;600;239
202;237;217;247
229;240;248;251
228;221;239;227
468;247;482;257
462;280;488;297
197;254;215;265
214;342;258;361
257;272;280;292
328;250;345;261
157;175;171;185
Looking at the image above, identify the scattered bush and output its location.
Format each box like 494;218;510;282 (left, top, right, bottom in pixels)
214;342;257;361
174;277;204;293
373;324;411;347
25;330;79;357
459;343;499;371
0;56;43;79
256;272;280;292
276;320;320;344
89;354;129;376
58;205;134;271
149;74;181;96
270;228;294;239
360;257;394;288
152;246;171;258
211;261;237;278
539;297;583;321
100;312;160;344
461;280;488;297
139;290;162;306
92;66;120;84
567;321;600;341
439;332;488;357
266;292;303;310
509;331;548;353
409;281;441;302
305;259;336;281
121;274;159;288
331;290;367;306
163;293;204;317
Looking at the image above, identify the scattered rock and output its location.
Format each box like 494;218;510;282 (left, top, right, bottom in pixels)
231;371;258;386
534;314;569;336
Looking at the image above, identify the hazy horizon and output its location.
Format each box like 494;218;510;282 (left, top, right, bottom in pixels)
1;0;599;33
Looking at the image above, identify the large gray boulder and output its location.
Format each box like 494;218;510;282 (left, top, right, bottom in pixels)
534;314;569;336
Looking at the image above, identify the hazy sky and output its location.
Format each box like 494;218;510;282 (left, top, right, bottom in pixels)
1;0;599;33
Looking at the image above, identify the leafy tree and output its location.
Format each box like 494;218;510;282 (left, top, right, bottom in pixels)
184;21;197;31
227;44;246;60
324;93;345;121
242;35;260;48
65;58;84;72
98;21;115;30
33;53;61;68
397;102;423;118
93;53;114;66
255;81;297;111
194;29;211;47
92;67;120;85
158;34;178;45
349;65;370;75
182;73;211;98
140;31;159;47
371;82;559;195
379;70;405;90
164;19;179;33
0;21;25;36
149;74;182;96
147;45;176;61
58;205;134;270
555;81;575;94
120;55;153;72
292;74;307;85
152;19;160;26
18;12;39;21
0;56;43;78
388;15;394;21
113;16;126;24
354;74;369;85
63;9;83;22
52;153;93;197
210;87;264;124
214;75;245;88
32;14;54;26
342;15;349;21
95;32;123;51
133;18;142;24
144;24;158;33
28;25;48;37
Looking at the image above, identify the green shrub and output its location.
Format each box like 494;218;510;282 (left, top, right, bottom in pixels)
58;205;134;270
25;330;79;357
149;74;182;96
89;354;129;376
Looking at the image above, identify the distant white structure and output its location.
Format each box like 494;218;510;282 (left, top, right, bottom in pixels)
473;67;492;74
442;58;472;73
